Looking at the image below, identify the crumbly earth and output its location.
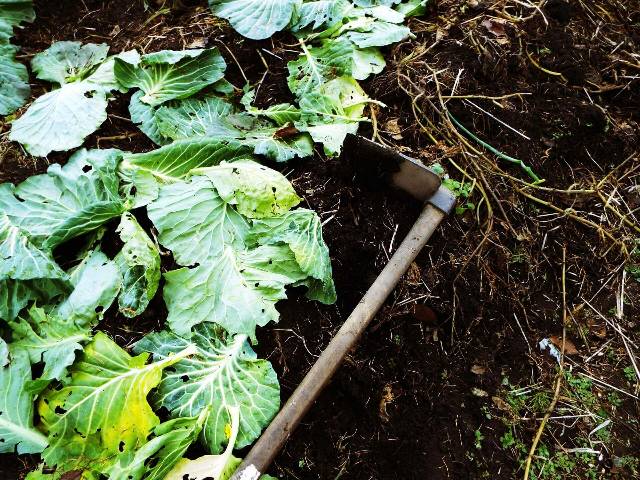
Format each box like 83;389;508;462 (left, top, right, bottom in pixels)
1;1;639;479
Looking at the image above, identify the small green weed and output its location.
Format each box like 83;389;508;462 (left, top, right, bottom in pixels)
431;163;475;214
564;371;598;408
474;428;485;449
500;429;516;449
623;366;637;383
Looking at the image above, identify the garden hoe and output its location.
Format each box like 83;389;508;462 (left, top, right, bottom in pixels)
230;134;456;480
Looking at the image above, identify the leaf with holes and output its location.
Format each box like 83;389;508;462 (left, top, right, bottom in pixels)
9;43;132;156
9;81;110;157
164;406;240;480
102;412;207;480
147;176;250;266
249;208;336;303
135;324;280;453
38;332;196;468
295;76;370;154
114;213;160;318
0;149;125;249
0;342;49;454
148;170;332;338
9;306;92;392
163;244;308;339
118;139;250;207
155;96;313;162
287;37;384;101
290;0;353;32
52;249;121;327
194;160;300;219
0;213;67;283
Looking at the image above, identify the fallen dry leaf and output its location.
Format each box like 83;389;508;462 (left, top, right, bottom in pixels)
472;387;488;397
549;335;579;355
492;396;510;411
481;18;507;37
481;18;510;45
379;384;395;422
385;118;403;140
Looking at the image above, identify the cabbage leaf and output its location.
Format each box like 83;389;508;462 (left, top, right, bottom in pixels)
135;324;280;453
0;342;49;454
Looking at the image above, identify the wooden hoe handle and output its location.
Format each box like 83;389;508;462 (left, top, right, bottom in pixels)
230;202;448;480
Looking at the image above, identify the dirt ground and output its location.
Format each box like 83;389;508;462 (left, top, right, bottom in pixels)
1;1;639;479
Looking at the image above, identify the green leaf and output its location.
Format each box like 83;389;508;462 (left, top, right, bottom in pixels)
164;407;240;480
120;138;249;183
351;44;386;78
9;43;131;156
39;332;196;467
287;37;383;101
0;43;30;115
115;213;160;318
53;249;121;327
247;102;302;125
31;41;109;85
0;213;67;281
0;210;70;321
114;48;227;106
0;149;125;248
9;306;92;390
9;82;108;157
103;413;206;480
0;339;7;366
0;1;34;115
296;76;369;154
0;278;67;322
0;1;35;31
209;0;298;40
195;160;301;218
290;0;352;32
156;96;313;162
395;0;428;16
249;209;336;303
129;90;171;145
0;343;49;454
135;324;280;453
163;244;307;338
83;49;141;93
148;176;249;265
148;173;327;338
155;95;237;139
345;20;411;47
245;127;314;163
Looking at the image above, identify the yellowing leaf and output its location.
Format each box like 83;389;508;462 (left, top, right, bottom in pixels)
39;332;195;468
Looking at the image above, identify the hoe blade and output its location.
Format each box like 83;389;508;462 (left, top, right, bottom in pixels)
342;134;441;203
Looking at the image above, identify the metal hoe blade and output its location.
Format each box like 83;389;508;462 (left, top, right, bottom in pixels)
343;134;442;202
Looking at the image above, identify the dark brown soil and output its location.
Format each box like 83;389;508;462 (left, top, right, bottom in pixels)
2;1;639;479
